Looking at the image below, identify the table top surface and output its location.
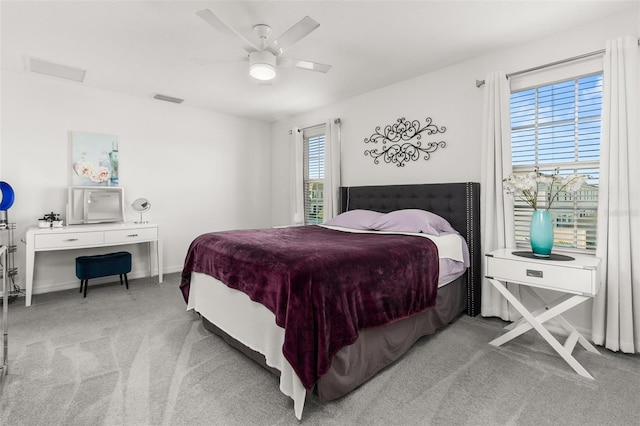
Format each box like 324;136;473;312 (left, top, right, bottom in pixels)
486;248;600;270
27;222;158;234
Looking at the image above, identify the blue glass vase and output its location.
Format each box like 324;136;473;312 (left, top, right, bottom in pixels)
530;209;553;257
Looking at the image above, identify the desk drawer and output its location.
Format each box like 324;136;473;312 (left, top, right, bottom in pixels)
486;256;597;295
105;227;157;244
35;232;104;249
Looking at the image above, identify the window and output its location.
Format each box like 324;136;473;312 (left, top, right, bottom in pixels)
510;73;602;252
303;126;325;225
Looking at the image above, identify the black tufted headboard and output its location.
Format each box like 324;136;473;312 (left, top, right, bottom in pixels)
339;182;481;316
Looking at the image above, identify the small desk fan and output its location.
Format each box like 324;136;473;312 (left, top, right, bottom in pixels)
131;198;151;224
0;181;15;228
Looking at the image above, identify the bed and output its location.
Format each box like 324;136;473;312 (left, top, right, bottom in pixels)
180;182;481;419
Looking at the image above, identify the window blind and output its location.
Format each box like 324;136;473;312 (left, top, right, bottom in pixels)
510;73;602;252
303;126;325;225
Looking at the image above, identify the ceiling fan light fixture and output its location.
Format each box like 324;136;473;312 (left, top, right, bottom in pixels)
249;50;277;81
250;63;276;81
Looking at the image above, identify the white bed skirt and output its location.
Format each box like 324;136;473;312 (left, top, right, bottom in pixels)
187;272;307;419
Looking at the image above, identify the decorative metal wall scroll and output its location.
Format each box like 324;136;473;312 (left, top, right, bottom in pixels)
364;117;446;167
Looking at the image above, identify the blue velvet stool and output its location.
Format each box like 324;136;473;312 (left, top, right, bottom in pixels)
75;251;132;297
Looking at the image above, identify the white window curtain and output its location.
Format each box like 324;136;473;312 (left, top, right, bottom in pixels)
289;120;341;225
480;71;519;320
290;127;304;225
592;35;640;353
323;119;342;221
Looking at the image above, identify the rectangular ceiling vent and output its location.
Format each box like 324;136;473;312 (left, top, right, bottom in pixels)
153;93;184;104
29;57;86;82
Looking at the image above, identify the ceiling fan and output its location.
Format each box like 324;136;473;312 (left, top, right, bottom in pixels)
196;9;332;82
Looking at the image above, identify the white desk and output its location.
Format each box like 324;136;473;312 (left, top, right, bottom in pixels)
25;222;162;307
485;248;600;379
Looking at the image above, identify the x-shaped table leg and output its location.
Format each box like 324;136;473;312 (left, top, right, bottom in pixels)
487;278;599;379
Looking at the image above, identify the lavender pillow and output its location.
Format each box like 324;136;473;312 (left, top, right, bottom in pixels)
370;209;456;236
324;209;384;230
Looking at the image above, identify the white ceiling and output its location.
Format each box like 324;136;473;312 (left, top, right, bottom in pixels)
2;1;637;122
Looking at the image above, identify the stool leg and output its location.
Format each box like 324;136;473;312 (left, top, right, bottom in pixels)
120;274;124;286
84;279;88;298
79;280;83;293
124;274;129;290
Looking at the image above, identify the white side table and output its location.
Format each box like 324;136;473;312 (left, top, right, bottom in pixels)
484;248;601;379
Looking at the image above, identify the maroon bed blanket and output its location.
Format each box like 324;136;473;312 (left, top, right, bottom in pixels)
180;225;439;390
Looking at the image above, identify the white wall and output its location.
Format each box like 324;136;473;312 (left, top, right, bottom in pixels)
270;9;639;334
1;70;272;295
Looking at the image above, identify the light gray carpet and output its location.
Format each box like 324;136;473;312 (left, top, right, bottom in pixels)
1;273;638;425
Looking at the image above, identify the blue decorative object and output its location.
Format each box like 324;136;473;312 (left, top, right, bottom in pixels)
0;181;15;210
530;210;553;257
0;181;15;227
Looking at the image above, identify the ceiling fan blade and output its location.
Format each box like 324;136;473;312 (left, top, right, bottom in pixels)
192;56;248;66
272;16;320;55
278;56;332;73
196;9;258;53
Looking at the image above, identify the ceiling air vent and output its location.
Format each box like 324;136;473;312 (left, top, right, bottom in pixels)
153;93;184;104
29;57;86;82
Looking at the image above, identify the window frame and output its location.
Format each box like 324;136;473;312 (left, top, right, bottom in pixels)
303;125;326;225
509;72;602;254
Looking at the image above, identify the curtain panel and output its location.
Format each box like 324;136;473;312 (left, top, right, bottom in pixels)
323;120;342;221
592;35;640;353
290;128;304;225
480;71;518;320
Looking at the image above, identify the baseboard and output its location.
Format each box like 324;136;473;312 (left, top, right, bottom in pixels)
28;265;183;296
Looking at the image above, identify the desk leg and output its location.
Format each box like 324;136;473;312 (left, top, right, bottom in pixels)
151;239;163;283
25;239;35;307
157;237;163;283
147;241;153;278
487;278;595;379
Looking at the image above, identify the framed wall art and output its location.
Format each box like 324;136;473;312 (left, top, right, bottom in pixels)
69;131;119;186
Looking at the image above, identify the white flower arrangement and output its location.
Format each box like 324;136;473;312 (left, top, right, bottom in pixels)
503;167;588;210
